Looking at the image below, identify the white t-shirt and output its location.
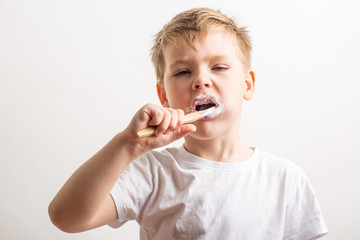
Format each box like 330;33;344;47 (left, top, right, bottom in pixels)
109;145;328;240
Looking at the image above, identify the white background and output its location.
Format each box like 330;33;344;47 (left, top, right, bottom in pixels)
1;0;359;239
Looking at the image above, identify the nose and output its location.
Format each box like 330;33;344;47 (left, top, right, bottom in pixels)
192;69;213;90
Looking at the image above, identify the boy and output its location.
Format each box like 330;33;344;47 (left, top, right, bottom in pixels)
49;8;328;239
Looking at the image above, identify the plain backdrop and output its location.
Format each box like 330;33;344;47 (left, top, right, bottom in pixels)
1;0;359;239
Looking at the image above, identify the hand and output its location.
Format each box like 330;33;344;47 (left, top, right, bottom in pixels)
123;103;197;155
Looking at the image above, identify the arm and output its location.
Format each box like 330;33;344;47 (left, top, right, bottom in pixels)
48;104;196;233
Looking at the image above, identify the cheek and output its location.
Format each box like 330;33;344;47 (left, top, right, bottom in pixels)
221;83;245;114
231;78;247;98
221;80;244;100
223;99;244;124
166;86;191;108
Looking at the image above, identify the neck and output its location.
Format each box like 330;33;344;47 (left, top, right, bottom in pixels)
184;125;253;163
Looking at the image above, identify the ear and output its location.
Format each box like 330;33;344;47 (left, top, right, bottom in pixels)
156;83;170;107
243;70;255;100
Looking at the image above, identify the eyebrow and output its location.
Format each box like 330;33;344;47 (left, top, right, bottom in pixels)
168;55;229;69
168;59;193;69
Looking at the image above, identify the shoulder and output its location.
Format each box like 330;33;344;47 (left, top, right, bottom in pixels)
258;149;330;238
129;146;183;171
146;146;181;160
113;146;184;197
257;148;305;175
255;148;310;189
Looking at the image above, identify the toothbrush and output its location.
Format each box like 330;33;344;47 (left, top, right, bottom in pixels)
137;107;217;138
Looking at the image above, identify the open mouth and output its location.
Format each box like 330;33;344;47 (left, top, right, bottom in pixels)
195;102;216;111
192;95;219;111
191;95;224;119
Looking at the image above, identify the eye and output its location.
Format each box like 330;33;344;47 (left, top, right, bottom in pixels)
212;65;228;71
174;69;191;77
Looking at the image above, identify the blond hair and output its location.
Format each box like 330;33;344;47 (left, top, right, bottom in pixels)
151;8;252;84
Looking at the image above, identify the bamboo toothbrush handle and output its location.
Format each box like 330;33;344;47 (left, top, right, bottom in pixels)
137;111;203;137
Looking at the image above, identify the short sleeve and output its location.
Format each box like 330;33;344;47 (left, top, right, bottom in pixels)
107;153;155;228
283;166;328;240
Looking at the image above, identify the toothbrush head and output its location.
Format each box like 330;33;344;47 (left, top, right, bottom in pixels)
200;102;225;119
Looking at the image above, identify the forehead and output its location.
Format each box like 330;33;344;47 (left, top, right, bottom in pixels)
163;30;240;67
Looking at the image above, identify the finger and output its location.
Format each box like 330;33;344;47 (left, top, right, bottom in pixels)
127;104;158;136
170;124;197;141
155;109;171;136
165;108;179;133
176;109;185;128
147;107;164;127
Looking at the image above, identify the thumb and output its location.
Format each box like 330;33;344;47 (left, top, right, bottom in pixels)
170;124;197;141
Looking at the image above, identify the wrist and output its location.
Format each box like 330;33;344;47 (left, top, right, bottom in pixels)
113;131;148;160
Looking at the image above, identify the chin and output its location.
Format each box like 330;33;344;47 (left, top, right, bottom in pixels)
187;124;221;140
189;117;239;141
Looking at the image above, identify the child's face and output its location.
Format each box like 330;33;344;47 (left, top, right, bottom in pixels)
157;29;255;139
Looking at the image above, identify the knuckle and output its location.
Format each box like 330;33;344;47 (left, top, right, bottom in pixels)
158;109;165;117
143;103;155;111
154;109;164;119
163;110;171;119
